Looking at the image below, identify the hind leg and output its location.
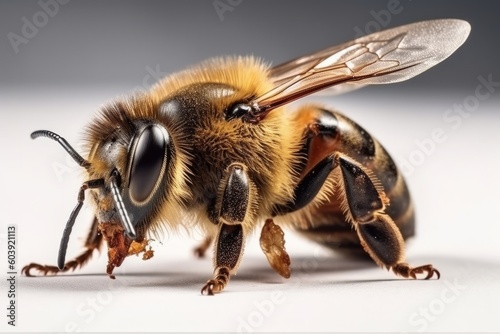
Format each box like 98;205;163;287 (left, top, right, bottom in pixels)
333;154;439;279
273;152;439;279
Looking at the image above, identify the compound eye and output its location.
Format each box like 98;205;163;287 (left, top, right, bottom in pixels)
225;103;252;121
129;125;168;203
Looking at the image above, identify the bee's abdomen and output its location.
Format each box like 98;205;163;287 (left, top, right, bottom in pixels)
292;107;414;249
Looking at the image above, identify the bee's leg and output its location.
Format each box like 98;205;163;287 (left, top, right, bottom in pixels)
22;217;102;276
272;155;335;215
260;218;291;278
334;154;439;279
201;163;255;295
263;155;336;277
193;236;213;258
201;223;244;295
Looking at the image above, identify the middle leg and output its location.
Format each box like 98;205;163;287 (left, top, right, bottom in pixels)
201;163;258;295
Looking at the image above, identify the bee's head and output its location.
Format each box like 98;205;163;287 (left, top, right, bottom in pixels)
85;104;176;239
32;103;179;269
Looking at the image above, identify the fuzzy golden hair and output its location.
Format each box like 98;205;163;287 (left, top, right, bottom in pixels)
148;56;303;218
83;56;304;237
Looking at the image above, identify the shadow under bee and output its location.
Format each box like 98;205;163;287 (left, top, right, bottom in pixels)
20;255;497;293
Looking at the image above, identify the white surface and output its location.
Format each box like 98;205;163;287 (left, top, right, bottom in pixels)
1;87;500;332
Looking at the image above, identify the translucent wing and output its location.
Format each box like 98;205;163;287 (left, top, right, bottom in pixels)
253;19;470;112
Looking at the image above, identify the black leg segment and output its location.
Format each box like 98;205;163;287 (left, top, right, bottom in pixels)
357;216;401;266
338;156;384;221
216;223;244;270
220;164;250;224
202;163;255;295
273;155;335;215
334;154;439;279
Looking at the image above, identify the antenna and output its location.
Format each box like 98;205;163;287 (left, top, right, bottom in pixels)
31;130;90;168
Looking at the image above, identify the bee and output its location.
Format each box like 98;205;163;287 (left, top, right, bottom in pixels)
23;19;470;294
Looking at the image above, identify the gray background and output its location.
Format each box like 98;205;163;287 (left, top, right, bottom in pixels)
1;1;499;333
1;0;499;92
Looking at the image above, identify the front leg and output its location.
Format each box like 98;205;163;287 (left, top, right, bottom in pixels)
201;163;257;295
23;217;102;277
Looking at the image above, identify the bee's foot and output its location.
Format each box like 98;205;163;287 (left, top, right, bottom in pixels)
393;262;440;279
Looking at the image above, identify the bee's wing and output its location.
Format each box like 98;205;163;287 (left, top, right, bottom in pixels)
255;19;470;111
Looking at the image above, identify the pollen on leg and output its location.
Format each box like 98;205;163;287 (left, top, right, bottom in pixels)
260;219;291;278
